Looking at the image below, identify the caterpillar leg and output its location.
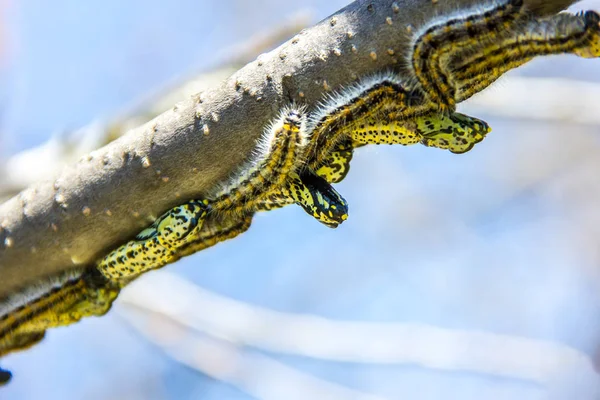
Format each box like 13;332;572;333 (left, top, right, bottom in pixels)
0;268;120;375
451;10;600;102
97;200;208;280
411;0;527;109
314;137;354;184
0;365;12;385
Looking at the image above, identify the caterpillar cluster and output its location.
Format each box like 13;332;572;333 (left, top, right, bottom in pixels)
2;0;599;385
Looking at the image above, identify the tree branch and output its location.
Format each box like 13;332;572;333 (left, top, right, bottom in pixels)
0;0;578;298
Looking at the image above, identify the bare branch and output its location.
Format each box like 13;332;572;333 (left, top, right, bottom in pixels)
0;0;578;298
119;273;600;395
122;308;386;400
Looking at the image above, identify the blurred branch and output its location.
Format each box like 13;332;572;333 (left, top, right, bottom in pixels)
118;272;600;394
123;308;386;400
0;0;578;298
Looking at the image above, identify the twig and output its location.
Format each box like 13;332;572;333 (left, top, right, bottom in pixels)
122;305;387;400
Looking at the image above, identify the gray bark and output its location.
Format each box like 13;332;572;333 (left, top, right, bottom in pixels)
0;0;579;298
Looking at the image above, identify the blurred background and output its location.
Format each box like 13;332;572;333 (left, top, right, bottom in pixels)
1;0;600;399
